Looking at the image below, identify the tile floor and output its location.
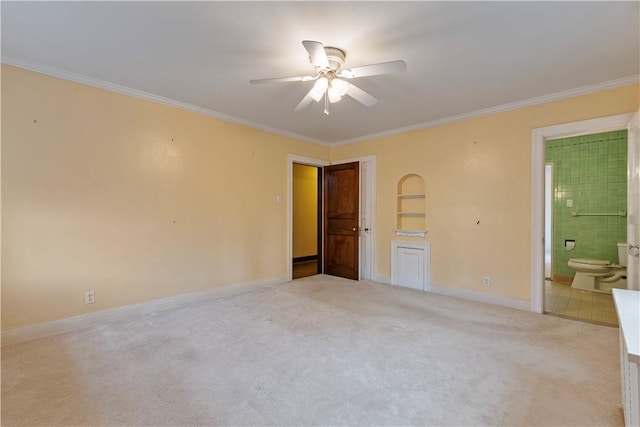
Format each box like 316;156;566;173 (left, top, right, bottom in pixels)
545;280;618;326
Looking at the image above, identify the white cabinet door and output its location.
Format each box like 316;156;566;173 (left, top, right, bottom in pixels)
391;241;431;291
397;247;425;290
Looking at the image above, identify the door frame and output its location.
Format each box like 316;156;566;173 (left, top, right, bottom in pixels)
544;161;554;279
287;154;329;281
331;155;377;281
530;113;633;313
627;111;640;291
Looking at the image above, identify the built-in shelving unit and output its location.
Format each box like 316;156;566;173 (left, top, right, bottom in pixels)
396;174;426;237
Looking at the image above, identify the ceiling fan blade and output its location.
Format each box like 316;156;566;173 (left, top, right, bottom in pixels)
338;60;407;79
302;40;330;70
346;84;378;107
250;75;315;84
294;89;315;112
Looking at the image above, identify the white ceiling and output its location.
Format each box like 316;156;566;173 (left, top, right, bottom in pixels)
2;1;639;145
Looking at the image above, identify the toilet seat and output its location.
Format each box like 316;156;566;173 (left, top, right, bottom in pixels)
567;244;628;294
569;258;611;266
568;258;611;274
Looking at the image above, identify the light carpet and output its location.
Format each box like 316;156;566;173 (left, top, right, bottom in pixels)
1;275;623;426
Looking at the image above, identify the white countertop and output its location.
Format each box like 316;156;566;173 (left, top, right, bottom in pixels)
612;288;640;363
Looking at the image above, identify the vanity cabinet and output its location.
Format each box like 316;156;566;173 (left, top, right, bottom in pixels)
613;289;640;426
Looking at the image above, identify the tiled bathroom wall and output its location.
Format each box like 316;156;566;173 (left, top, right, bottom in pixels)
545;130;627;278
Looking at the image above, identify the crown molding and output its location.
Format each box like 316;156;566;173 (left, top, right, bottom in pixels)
331;74;640;147
1;56;330;147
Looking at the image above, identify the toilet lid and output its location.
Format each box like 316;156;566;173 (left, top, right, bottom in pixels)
570;258;611;266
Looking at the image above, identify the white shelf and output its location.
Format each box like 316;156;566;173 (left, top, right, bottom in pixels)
395;229;427;237
398;212;425;217
397;193;425;199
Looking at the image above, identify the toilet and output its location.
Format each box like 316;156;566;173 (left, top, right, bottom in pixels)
568;243;628;294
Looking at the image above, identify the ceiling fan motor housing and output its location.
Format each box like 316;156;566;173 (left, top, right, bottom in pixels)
322;47;346;72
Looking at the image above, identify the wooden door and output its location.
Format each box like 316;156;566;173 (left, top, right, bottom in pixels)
324;162;359;280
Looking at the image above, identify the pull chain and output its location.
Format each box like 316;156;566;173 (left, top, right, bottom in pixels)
324;91;329;115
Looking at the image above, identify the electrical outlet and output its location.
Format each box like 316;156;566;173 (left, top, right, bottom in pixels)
85;290;95;304
483;277;490;287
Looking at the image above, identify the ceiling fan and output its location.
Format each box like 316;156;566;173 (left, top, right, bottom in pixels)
250;40;407;115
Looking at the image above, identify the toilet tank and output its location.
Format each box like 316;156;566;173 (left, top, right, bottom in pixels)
618;243;628;267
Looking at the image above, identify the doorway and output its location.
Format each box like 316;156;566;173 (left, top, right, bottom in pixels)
287;155;328;281
531;113;634;313
292;163;322;279
543;131;627;326
287;154;376;282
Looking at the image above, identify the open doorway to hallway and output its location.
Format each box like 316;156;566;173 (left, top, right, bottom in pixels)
292;163;322;279
287;154;376;282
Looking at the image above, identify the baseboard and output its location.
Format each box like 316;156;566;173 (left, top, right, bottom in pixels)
373;276;530;311
2;275;288;347
553;274;573;284
374;274;392;285
293;255;318;264
429;284;531;311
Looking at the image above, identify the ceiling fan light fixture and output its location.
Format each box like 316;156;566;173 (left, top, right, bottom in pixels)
327;88;342;103
331;78;350;97
310;77;328;102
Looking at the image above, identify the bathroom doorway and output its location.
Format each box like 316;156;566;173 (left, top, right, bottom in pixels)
532;115;630;324
541;128;628;326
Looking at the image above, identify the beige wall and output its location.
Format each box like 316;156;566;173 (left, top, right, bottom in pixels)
330;84;639;301
292;164;318;259
1;65;329;330
3;63;638;330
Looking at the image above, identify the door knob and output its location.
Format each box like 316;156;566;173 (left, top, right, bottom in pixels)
352;227;357;232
